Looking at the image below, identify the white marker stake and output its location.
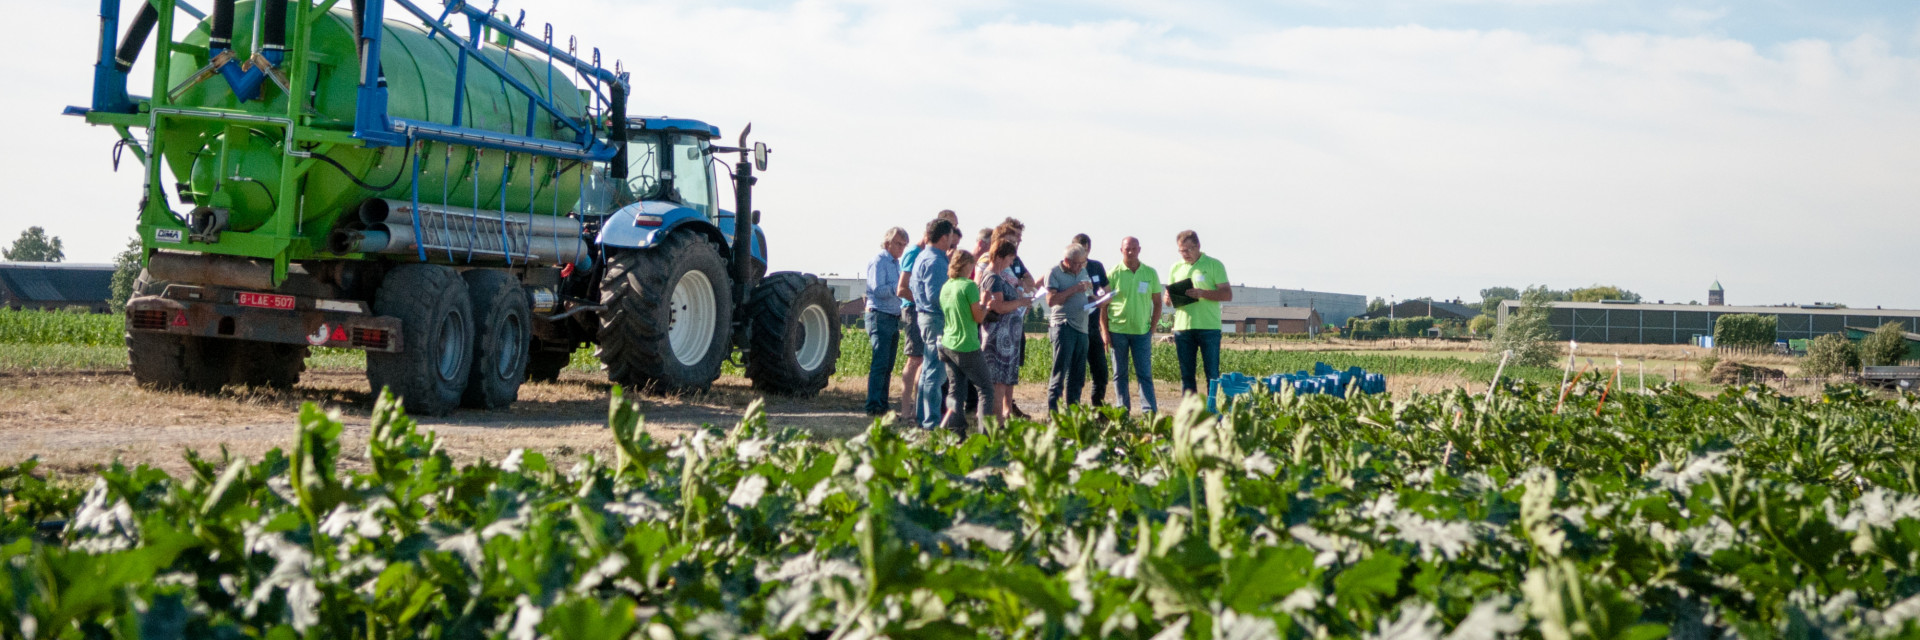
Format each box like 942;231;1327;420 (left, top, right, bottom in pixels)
1555;340;1578;409
1484;349;1513;405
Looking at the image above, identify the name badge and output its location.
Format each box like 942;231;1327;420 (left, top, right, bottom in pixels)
1137;281;1150;294
1194;274;1207;286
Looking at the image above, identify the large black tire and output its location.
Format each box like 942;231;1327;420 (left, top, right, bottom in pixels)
126;270;235;393
595;231;734;394
524;342;572;383
366;265;473;416
230;342;308;390
746;272;842;397
461;270;530;410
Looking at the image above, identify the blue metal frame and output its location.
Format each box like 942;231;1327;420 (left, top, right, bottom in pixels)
598;201;765;266
353;0;626;160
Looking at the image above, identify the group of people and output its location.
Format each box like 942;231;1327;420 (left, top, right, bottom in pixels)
863;210;1233;435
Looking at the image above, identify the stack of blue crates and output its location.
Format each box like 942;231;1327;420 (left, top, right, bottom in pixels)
1207;362;1387;411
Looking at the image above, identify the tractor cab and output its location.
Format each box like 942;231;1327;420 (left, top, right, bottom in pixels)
619;117;723;219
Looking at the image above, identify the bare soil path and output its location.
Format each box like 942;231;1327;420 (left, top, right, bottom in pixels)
0;369;891;477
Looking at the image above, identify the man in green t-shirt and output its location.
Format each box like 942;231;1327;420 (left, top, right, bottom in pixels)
1102;236;1162;414
1166;230;1232;396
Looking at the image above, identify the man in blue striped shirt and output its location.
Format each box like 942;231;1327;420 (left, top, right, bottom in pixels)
864;227;909;415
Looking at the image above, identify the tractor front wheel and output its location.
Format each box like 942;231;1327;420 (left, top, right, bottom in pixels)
595;231;735;394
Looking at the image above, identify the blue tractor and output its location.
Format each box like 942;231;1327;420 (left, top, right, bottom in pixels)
532;117;843;397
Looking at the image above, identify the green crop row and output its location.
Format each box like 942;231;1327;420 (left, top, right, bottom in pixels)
4;379;1917;637
0;309;121;346
2;311;1644;388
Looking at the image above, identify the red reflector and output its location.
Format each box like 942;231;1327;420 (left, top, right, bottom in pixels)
131;310;167;330
634;216;664;227
330;326;348;342
351;328;390;349
171;312;189;327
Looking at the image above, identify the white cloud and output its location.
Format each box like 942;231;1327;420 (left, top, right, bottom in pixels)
1669;6;1731;29
6;1;1920;308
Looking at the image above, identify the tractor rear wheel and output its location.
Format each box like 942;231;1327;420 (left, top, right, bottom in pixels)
595;231;734;394
461;270;530;409
746;272;841;397
126;269;235;393
366;264;473;416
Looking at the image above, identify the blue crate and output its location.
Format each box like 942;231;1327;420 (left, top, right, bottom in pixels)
1207;372;1261;412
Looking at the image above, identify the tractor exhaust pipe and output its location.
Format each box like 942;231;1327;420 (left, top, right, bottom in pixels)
731;124;756;307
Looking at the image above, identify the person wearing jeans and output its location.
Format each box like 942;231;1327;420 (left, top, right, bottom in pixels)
911;219;961;429
937;249;999;436
1072;234;1111;406
1046;242;1093;412
1103;236;1162;414
1167;230;1232;396
863;227;909;415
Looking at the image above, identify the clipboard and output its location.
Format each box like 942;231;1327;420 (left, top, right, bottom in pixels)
1083;289;1115;312
1167;279;1197;307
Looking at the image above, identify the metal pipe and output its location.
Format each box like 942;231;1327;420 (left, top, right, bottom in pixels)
147;251;275;291
730;126;756;306
331;222;588;266
356;199;581;236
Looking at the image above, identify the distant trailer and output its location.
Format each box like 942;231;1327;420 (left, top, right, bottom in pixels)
1860;366;1920;392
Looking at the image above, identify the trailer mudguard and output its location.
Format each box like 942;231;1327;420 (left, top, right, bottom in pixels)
598;200;765;266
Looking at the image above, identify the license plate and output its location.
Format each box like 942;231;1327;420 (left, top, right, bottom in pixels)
236;292;296;310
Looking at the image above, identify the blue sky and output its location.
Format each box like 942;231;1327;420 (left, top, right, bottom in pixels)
5;0;1918;308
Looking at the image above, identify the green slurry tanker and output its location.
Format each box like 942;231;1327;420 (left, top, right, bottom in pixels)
71;0;841;415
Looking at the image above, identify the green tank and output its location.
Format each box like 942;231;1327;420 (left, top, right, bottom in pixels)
161;1;589;234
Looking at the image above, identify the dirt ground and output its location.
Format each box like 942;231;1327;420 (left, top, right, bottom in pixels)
0;368;1072;478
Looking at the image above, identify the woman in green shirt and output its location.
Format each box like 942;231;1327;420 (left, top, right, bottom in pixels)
937;250;1000;436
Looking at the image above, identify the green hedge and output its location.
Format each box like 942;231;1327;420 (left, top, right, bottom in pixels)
1714;314;1777;348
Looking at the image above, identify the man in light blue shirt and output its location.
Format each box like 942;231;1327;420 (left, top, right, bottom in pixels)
911;219;959;430
864;227;909;415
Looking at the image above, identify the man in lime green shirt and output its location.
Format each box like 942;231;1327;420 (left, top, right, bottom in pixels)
1166;230;1232;395
1101;236;1162;413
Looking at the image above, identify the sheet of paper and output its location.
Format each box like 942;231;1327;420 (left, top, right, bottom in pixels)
1084;289;1115;312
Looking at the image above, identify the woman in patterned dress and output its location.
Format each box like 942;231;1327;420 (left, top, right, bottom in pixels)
978;238;1030;420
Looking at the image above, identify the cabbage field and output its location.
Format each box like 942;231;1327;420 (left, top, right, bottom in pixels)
5;378;1919;638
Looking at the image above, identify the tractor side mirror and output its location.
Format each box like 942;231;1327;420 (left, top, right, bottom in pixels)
753;142;770;171
686;146;701;161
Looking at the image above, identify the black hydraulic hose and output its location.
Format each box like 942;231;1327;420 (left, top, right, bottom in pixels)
210;0;237;49
608;84;629;180
351;0;364;38
304;145;408;192
262;0;288;53
114;2;160;72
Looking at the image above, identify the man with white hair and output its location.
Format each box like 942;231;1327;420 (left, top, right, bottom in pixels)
863;226;910;416
1046;241;1093;412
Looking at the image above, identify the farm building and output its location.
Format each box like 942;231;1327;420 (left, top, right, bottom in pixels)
0;262;115;312
822;276;866;303
1358;299;1483;321
1223;306;1324;336
1496;300;1920;345
1224;286;1367;326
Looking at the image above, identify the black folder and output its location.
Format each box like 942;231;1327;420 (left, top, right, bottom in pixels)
1167;278;1197;307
